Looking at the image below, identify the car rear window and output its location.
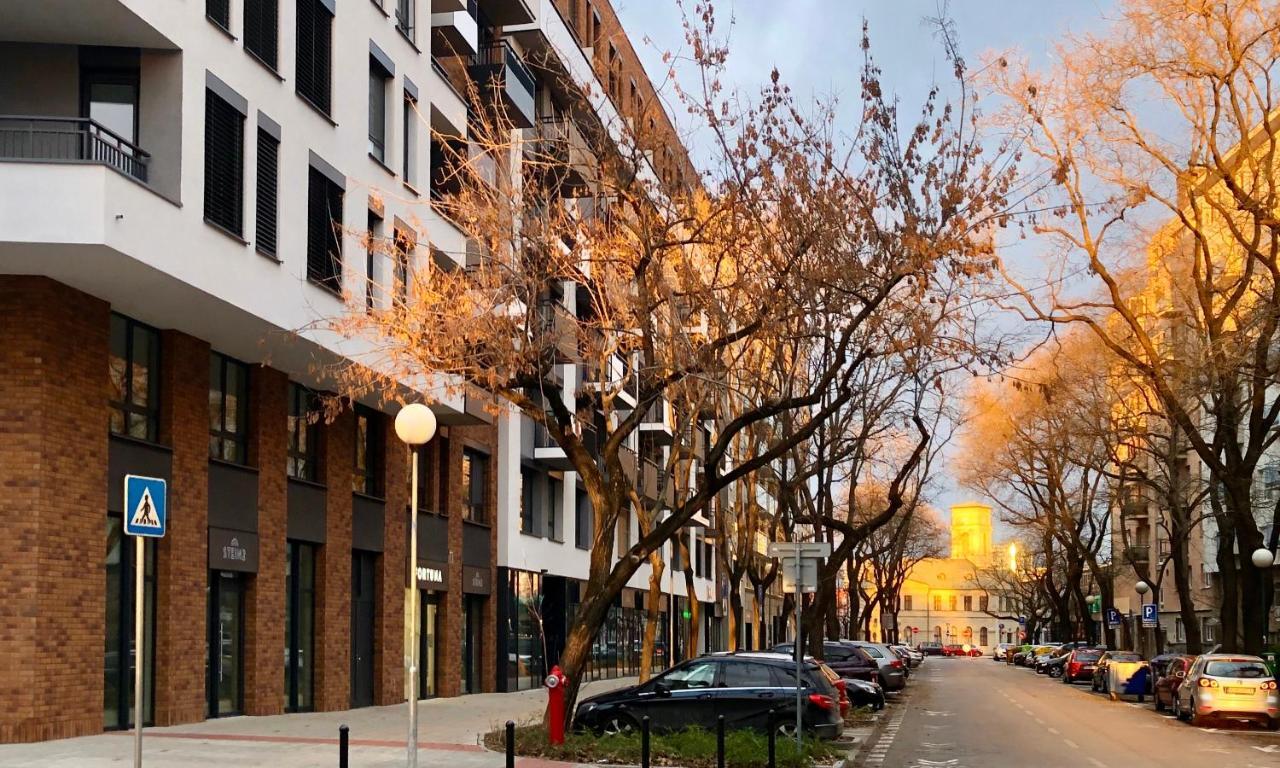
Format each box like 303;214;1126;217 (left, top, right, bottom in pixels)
1074;652;1101;661
1110;653;1142;662
722;661;780;688
860;646;884;658
1205;661;1270;678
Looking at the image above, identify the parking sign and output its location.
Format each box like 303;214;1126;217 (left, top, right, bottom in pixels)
1141;603;1157;628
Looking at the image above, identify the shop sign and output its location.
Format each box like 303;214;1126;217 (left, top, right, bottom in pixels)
208;527;259;572
463;565;492;595
417;560;449;590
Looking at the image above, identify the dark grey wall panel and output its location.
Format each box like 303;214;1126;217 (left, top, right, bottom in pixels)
352;494;385;552
208;461;259;532
287;479;327;543
410;512;449;563
108;437;172;513
462;521;489;566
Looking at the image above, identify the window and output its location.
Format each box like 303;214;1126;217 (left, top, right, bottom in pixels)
694;532;703;575
963;595;973;612
255;126;279;257
287;384;320;482
402;90;416;183
353;406;382;496
365;211;382;312
209;352;249;463
607;44;618;101
979;627;988;646
296;0;333;114
979;595;989;612
243;0;278;68
949;595;957;611
461;450;488;523
396;0;414;39
204;89;245;235
1201;563;1211;588
109;313;160;441
207;0;230;29
307;165;344;293
1201;617;1216;642
721;661;773;688
903;595;913;612
590;8;601;48
932;594;941;612
392;224;413;306
368;56;391;162
658;660;717;690
546;477;561;540
574;488;592;549
520;468;535;533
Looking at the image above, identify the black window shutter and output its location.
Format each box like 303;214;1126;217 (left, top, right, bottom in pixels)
255;128;278;256
307;167;343;292
244;0;278;69
207;0;230;29
204;90;244;236
295;0;332;114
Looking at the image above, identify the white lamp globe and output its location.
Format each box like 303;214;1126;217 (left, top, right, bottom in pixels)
1251;547;1275;569
1135;581;1150;596
394;403;437;446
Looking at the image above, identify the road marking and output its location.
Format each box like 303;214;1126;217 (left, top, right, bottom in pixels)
1034;718;1045;725
1047;727;1060;735
1063;739;1080;749
1253;745;1280;754
1086;759;1107;768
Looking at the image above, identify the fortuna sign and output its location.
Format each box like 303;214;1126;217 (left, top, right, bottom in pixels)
417;566;444;584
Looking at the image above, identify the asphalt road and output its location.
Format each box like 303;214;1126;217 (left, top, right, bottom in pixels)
859;655;1280;768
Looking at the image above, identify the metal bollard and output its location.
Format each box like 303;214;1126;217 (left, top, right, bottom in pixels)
716;715;726;768
505;720;516;768
338;724;349;768
767;709;776;768
641;716;651;768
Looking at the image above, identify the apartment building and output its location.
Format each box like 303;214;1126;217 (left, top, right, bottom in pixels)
0;0;716;744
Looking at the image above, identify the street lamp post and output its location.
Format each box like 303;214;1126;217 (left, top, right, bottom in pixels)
1251;548;1275;646
1135;581;1150;656
1086;594;1099;646
395;403;437;768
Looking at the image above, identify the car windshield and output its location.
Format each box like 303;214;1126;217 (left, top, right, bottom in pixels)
658;660;717;689
1109;652;1142;662
1074;652;1101;661
1204;661;1270;678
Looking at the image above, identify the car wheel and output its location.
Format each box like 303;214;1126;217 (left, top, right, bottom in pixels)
775;721;801;739
1174;695;1189;722
600;713;639;736
1090;678;1098;692
1154;694;1164;713
1268;717;1279;732
1189;710;1207;728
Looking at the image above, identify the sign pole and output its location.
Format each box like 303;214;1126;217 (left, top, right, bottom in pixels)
134;535;144;768
408;449;419;768
794;537;802;748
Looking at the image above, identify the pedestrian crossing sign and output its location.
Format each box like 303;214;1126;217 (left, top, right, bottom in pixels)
124;475;167;537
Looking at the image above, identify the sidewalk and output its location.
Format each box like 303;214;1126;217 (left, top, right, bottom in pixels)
0;678;637;768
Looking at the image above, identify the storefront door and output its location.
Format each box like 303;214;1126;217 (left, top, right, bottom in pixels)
285;541;316;712
206;571;245;717
420;592;440;698
462;595;483;693
350;551;376;708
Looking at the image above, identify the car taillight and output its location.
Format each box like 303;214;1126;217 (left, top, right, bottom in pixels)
890;659;903;669
1198;678;1219;688
807;693;835;711
1261;680;1278;691
1068;662;1081;675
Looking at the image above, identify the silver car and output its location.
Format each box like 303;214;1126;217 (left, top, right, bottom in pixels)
845;640;907;691
1172;654;1279;729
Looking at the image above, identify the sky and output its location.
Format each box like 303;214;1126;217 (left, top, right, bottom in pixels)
612;0;1117;526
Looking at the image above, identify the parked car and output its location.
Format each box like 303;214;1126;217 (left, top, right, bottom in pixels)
845;677;886;710
918;641;946;656
890;644;924;668
845;641;908;691
1042;651;1071;678
1151;654;1195;712
574;652;844;739
1091;651;1145;694
1061;648;1103;684
816;662;851;717
1034;646;1071;674
992;642;1017;661
771;641;879;684
1172;654;1279;729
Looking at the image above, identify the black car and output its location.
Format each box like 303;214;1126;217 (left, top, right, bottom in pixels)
574;652;845;739
918;642;946;656
771;641;879;683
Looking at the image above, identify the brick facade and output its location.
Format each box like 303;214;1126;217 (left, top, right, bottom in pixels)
316;406;355;711
0;277;109;743
375;413;409;705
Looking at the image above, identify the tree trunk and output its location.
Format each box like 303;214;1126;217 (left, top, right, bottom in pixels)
728;589;743;652
1214;499;1239;652
639;554;665;683
682;561;701;657
1170;511;1204;653
1235;523;1267;654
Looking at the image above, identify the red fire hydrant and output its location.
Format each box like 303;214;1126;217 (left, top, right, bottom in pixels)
545;665;569;745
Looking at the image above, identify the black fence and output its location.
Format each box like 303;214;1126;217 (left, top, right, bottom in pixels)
0;115;150;182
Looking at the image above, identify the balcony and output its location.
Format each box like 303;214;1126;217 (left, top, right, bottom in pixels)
524;115;593;196
477;0;536;25
639;398;675;445
431;2;478;57
1;115;149;183
1121;499;1148;520
536;300;578;363
532;421;575;470
1124;545;1151;564
469;39;536;129
640;458;674;507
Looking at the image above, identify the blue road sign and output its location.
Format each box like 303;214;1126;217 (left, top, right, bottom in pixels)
1106;608;1122;628
124;475;167;537
1141;603;1157;628
1017;616;1027;626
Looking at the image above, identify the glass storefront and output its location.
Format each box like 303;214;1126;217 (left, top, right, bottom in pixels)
206;571;245;717
104;516;155;730
505;570;544;691
350;551;377;708
462;595;484;693
284;541;315;712
420;592;440;698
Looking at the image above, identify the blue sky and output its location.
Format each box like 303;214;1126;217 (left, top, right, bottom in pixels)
612;0;1117;524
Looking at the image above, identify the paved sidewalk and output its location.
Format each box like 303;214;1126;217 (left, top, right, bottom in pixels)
0;678;636;768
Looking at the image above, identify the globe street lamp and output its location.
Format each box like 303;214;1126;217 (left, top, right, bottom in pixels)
1135;581;1150;656
395;403;436;768
1251;548;1275;646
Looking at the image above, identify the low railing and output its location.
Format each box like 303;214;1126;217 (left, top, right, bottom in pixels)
0;115;150;182
476;38;536;98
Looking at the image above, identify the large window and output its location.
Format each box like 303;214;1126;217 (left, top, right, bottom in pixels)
353;405;382;496
505;570;543;691
903;595;913;611
519;468;535;533
392;224;413;307
395;0;414;40
461;449;489;523
209;352;249;463
285;541;316;712
243;0;278;69
546;477;561;541
109;313;160;442
307;165;344;293
932;595;941;612
368;56;391;162
949;595;957;612
402;90;416;183
963;595;973;612
204;88;245;236
207;0;230;29
287;384;320;482
255;126;279;257
574;488;592;550
295;0;333;114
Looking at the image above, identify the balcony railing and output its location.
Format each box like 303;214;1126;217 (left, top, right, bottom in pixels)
1124;545;1151;564
0;115;149;182
470;39;535;128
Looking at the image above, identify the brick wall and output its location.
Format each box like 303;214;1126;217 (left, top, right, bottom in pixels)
315;405;354;710
0;277;109;743
244;366;288;715
375;412;408;705
153;331;211;726
456;423;500;693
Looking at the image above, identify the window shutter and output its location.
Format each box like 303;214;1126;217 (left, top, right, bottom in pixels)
207;0;230;29
204;89;244;235
244;0;278;68
307;167;343;291
295;0;332;114
255;128;278;256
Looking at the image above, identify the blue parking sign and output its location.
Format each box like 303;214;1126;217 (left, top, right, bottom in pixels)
1141;603;1157;628
124;475;167;537
1106;608;1122;628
